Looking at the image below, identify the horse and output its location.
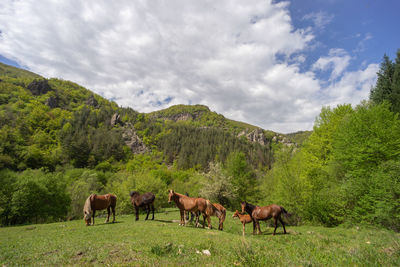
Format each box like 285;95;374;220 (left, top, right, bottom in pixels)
130;191;155;221
232;210;253;236
184;192;196;223
83;193;117;226
167;189;221;229
241;201;290;235
212;203;226;230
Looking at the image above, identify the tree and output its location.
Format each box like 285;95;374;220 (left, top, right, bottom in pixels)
199;162;237;208
370;50;400;113
332;102;400;221
225;152;259;202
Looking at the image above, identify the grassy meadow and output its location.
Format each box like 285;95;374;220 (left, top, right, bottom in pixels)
1;209;399;266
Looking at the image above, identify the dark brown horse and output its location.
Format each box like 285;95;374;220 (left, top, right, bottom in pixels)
241;201;290;235
130;191;155;221
83;194;117;226
168;190;221;229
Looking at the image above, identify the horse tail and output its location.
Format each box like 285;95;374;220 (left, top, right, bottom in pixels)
280;206;291;217
110;194;117;208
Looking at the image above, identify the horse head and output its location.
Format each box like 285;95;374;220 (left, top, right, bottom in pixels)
84;211;92;226
83;194;93;226
232;210;240;218
240;201;247;214
168;189;175;203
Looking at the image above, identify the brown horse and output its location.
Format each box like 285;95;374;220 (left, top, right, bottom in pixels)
130;191;155;221
232;210;252;236
83;194;117;226
212;203;226;230
167;190;221;229
241;201;290;235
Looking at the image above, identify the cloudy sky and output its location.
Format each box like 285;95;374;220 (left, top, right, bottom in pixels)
1;0;399;133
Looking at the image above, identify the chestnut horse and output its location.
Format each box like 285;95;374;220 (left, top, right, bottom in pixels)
212;203;226;231
232;210;252;236
130;191;155;221
167;190;221;229
241;201;290;235
83;194;117;226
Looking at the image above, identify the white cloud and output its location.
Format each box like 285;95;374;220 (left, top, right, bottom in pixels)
312;48;351;81
0;0;378;133
302;11;334;30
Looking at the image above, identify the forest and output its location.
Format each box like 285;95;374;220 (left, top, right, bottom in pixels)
0;50;399;231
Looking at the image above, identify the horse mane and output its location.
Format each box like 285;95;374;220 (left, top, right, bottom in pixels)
83;194;93;215
242;201;257;215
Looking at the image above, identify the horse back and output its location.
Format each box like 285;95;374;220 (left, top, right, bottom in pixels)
142;192;155;205
92;194;116;210
254;204;282;219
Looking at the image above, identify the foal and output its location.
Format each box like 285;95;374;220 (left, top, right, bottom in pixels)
232;210;252;236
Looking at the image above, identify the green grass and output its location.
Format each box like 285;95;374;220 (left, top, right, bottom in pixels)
1;209;399;266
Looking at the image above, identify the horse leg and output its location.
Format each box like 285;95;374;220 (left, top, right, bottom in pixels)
92;210;96;226
207;216;212;229
195;212;199;227
273;217;278;235
135;206;139;221
185;211;189;222
252;219;256;235
179;209;185;226
145;205;150;220
279;217;287;234
202;214;206;228
257;220;262;235
105;207;110;223
112;206;116;223
151;204;155;220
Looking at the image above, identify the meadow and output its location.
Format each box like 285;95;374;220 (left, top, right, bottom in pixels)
1;209;399;266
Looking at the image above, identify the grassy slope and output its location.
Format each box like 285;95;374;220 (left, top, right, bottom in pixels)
1;209;399;266
0;63;41;79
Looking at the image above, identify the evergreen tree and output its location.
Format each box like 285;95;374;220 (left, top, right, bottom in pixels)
370;50;400;113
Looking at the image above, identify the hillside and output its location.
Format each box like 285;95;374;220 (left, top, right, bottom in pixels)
0;62;305;173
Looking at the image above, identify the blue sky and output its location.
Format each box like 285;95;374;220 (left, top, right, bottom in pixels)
0;0;398;133
288;0;400;71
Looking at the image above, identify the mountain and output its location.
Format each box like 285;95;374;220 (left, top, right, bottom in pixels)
0;62;308;171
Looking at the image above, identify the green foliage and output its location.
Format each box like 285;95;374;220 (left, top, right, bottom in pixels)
225;152;259;203
262;101;400;229
199;162;237;208
3;169;70;225
370;50;400;113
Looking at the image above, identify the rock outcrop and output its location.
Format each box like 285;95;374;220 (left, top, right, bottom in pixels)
27;79;52;96
86;95;99;108
122;123;148;154
238;128;269;146
110;113;121;126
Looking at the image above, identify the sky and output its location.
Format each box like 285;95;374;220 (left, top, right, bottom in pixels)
0;0;399;133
